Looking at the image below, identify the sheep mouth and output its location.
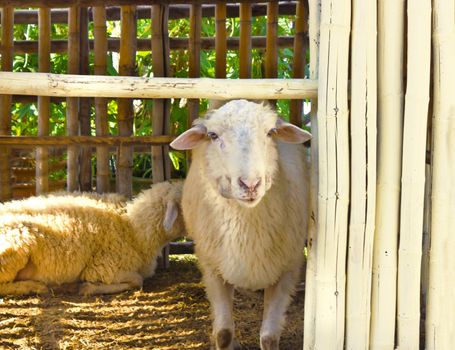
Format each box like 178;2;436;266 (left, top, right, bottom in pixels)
237;196;261;207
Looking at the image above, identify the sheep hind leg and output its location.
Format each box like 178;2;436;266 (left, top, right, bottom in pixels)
203;269;238;350
79;271;143;296
0;281;49;296
260;268;300;350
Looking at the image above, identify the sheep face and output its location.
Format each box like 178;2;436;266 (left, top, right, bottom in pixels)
171;100;311;207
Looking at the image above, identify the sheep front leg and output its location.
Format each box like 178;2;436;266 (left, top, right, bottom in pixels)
260;268;300;350
203;269;239;350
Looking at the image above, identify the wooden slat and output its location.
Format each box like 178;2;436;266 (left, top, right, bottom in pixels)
79;7;92;191
93;6;110;193
215;3;227;78
36;7;51;195
0;6;13;202
0;135;174;146
239;3;252;78
289;0;307;126
0;72;318;99
67;6;81;192
117;5;136;198
188;4;202;127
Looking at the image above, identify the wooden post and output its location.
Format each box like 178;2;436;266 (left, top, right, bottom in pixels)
36;8;51;195
67;6;81;192
0;7;14;202
188;4;201;126
289;0;306;126
215;3;227;79
345;0;377;348
313;0;351;347
265;2;278;108
93;6;110;193
369;0;405;348
239;3;251;79
117;5;136;198
426;0;455;348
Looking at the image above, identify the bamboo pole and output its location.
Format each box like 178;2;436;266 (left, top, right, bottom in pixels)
215;3;227;79
93;6;110;193
239;3;251;79
79;7;92;191
345;0;377;348
265;1;278;108
0;6;13;202
67;6;81;192
151;4;171;185
313;0;350;348
302;1;320;346
426;0;455;348
36;7;51;195
188;4;201;126
396;1;431;348
1;0;264;7
369;0;405;348
117;5;136;198
12;36;296;54
289;0;306;126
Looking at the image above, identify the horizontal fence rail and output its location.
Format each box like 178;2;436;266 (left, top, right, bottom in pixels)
0;72;318;99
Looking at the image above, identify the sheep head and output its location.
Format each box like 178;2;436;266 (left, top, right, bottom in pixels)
171;100;311;208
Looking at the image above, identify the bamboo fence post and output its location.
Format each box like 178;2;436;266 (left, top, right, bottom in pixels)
93;6;110;193
313;0;350;348
67;6;81;192
215;3;227;79
426;0;455;348
36;8;51;195
0;6;13;202
396;1;431;348
345;0;377;348
239;3;251;79
302;1;320;348
117;5;137;198
289;0;306;126
151;4;170;184
369;0;405;348
265;1;278;107
79;7;92;191
188;4;201;126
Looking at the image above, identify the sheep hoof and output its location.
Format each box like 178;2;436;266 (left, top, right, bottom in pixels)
260;334;279;350
78;282;95;296
216;328;233;349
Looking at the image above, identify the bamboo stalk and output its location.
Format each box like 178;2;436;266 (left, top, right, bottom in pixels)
369;0;405;348
12;36;296;54
2;0;264;7
289;0;306;126
265;1;278;108
239;3;252;79
67;6;81;192
215;3;227;79
93;6;110;193
0;135;174;146
345;0;377;348
302;0;320;345
36;7;51;195
79;7;92;191
396;1;431;348
0;6;13;202
188;4;201;127
426;0;455;348
117;5;136;198
313;0;351;347
151;4;171;185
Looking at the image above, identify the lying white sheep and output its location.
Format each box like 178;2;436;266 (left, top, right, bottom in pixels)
171;100;311;350
0;180;184;296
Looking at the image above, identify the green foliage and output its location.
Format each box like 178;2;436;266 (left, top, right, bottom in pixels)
11;13;306;179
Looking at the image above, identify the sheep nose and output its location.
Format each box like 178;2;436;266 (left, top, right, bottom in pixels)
238;177;261;192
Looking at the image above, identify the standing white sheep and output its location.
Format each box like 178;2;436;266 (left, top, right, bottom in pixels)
0;180;184;296
170;100;311;350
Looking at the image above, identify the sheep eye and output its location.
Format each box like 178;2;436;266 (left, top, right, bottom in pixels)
267;128;277;137
207;132;219;141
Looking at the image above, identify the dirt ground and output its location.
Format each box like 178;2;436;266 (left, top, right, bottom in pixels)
0;255;304;350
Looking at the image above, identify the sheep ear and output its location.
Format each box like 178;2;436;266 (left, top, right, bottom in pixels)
170;124;207;150
274;118;312;144
163;201;179;233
